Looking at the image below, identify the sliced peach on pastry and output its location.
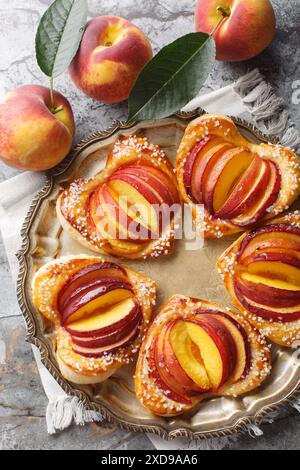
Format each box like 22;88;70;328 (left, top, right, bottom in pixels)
58;262;128;312
215;157;268;220
238;225;300;262
234;283;300;322
203;148;254;214
155;323;202;399
240;251;300;269
113;165;179;205
65;297;138;337
240;249;300;268
185;316;236;390
169;321;211;392
184;136;222;197
231;162;281;227
207;313;251;383
99;184;151;241
246;261;300;287
70;306;142;348
61;281;134;325
235;274;300;309
91;189;147;254
156;323;192;396
72;325;140;358
108;179;159;235
149;337;192;405
191;142;233;203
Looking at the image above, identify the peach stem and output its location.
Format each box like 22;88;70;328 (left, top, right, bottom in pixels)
50;76;56;113
211;6;231;36
49;76;64;115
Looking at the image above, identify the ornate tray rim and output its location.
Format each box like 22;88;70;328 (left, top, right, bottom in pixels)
16;109;300;441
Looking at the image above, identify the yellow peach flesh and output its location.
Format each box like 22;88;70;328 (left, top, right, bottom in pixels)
170;321;211;390
241;271;300;292
66;288;134;324
67;297;136;332
108;179;158;232
213;150;253;212
247;261;300;287
185;322;223;389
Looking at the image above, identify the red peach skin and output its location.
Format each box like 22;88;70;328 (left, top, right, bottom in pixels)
0;85;75;171
69;16;153;104
195;0;276;62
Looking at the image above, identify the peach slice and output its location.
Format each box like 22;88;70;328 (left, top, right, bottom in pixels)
149;337;192;405
113;165;178;205
186;316;236;390
70;306;142;348
108;179;158;234
65;297;137;336
235;275;300;309
72;325;139;358
247;261;300;287
155;323;202;399
234;283;300;322
90;188;147;254
58;262;127;312
206;149;254;214
162;325;206;397
169;321;211;391
191;142;233;203
209;313;251;383
61;282;134;325
215;157;267;220
231;161;281;227
237;224;300;262
99;184;151;241
184;136;221;198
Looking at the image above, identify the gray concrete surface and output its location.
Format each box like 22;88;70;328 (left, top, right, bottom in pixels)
0;0;299;450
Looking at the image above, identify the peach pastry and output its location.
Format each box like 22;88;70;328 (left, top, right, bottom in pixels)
32;256;157;385
135;295;271;417
218;211;300;347
176;114;300;239
57;135;180;259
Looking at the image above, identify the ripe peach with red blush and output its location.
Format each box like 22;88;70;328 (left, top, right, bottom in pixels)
69;16;153;104
0;85;75;171
195;0;276;62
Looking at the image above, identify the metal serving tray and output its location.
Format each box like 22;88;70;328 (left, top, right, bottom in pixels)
17;110;300;440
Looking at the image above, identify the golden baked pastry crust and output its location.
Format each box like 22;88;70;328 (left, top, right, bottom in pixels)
176;114;300;239
218;211;300;347
135;295;271;417
32;255;157;385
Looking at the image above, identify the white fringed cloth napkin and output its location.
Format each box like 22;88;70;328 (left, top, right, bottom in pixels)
1;69;300;450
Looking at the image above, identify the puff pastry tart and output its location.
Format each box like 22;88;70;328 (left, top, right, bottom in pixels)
135;295;271;417
176;114;300;239
218;211;300;347
57;135;180;259
32;256;157;385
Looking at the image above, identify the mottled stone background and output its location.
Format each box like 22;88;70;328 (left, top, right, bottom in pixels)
0;0;299;450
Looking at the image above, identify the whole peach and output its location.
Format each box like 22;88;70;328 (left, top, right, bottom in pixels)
0;85;75;171
195;0;276;62
69;16;153;104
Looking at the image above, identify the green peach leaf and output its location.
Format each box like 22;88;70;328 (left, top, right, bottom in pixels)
128;33;216;122
36;0;88;78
